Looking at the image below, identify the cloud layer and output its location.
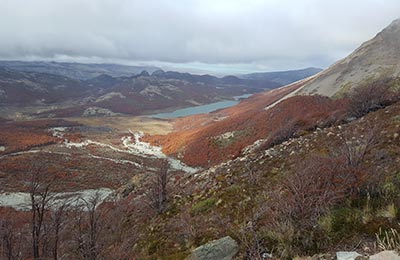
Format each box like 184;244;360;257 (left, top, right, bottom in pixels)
0;0;399;73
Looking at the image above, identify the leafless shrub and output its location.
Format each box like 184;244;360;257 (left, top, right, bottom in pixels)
179;208;197;246
268;119;299;147
234;200;270;260
348;79;396;118
256;119;300;152
272;157;359;227
332;126;377;168
264;126;377;257
266;152;369;257
245;161;259;185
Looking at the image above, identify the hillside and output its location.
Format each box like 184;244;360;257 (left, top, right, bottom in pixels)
136;98;400;259
0;68;86;106
146;77;348;167
146;19;400;168
296;18;400;97
0;80;397;260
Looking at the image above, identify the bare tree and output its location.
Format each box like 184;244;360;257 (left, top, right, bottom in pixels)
28;166;54;260
73;192;105;260
49;201;69;260
147;159;169;214
0;217;23;260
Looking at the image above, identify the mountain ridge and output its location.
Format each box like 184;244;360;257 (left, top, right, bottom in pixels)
0;60;160;80
240;67;323;85
296;18;400;96
0;64;321;119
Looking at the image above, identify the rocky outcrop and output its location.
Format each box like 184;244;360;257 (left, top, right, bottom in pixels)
185;236;239;260
82;107;119;117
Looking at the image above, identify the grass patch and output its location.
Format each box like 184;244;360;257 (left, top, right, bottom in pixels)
191;198;217;215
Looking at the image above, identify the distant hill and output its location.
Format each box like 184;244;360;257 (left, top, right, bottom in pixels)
0;68;86;106
0;60;160;80
0;68;272;118
240;67;322;85
0;63;320;118
149;69;283;89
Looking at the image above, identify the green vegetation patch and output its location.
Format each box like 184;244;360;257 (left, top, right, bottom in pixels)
190;197;218;215
334;82;353;99
211;129;249;147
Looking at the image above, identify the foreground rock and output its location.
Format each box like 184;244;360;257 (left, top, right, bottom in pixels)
336;251;362;260
185;236;238;260
370;251;400;260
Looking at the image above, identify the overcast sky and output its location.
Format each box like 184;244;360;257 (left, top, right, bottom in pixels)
0;0;399;74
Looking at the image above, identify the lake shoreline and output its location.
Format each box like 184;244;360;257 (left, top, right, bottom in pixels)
149;93;253;119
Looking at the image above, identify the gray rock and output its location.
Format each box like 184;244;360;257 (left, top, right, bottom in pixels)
119;182;135;198
185;236;239;260
336;251;362;260
370;251;400;260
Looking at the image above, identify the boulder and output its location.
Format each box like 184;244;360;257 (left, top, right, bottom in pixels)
369;251;400;260
336;251;362;260
185;236;239;260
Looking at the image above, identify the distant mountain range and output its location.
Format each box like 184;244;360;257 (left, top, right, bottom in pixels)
0;61;160;80
0;61;322;118
239;67;322;85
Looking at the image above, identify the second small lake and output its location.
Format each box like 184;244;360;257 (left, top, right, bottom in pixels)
150;94;252;119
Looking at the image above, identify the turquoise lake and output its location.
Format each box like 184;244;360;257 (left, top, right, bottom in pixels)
150;94;252;119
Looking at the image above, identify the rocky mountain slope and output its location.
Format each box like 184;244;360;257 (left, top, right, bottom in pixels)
138;98;400;259
146;77;349;167
296;18;400;97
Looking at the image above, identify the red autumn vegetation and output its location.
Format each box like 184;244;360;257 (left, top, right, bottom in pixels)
145;81;305;165
0;125;57;153
147;78;400;168
0;119;80;154
146;79;348;167
348;78;400;118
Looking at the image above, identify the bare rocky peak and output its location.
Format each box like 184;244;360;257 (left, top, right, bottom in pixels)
296;18;400;97
384;18;400;32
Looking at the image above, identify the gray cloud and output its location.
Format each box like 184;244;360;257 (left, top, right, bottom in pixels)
0;0;399;73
